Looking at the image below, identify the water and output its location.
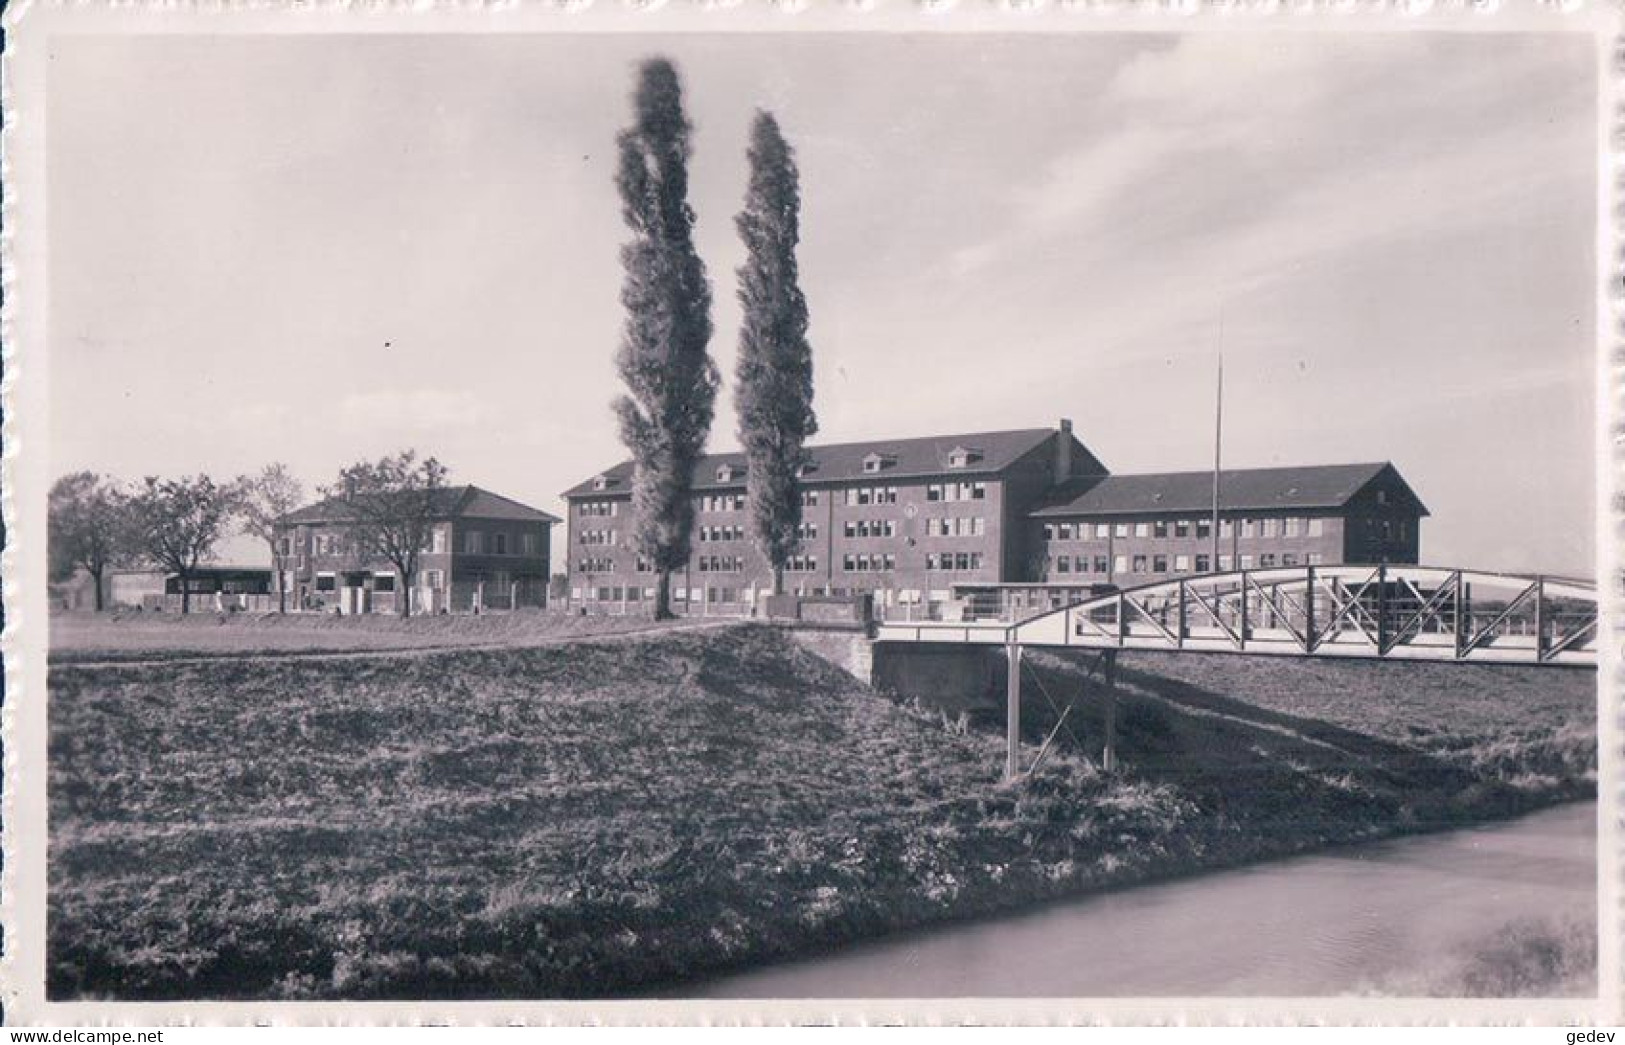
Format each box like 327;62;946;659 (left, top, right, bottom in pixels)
680;802;1596;998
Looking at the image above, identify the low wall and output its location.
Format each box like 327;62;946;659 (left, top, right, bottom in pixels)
787;629;875;683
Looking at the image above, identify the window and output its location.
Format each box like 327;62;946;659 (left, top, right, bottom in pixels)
1219;520;1234;538
1095;523;1110;539
1218;555;1233;570
1113;555;1128;574
465;530;484;555
277;536;291;556
1174;520;1190;539
1240;554;1255;569
1152;554;1168;573
373;573;397;592
1114;523;1129;538
1174;554;1191;572
801;490;819;507
315;573;336;592
1281;553;1299;567
1074;556;1089;573
1376;490;1389;506
1308;518;1324;537
1134;522;1149;538
1059;523;1075;541
424;569;445;590
1042;524;1055;541
1307;553;1324;565
1196;519;1211;539
1055;556;1071;574
1261;518;1279;538
1132;554;1148;573
1260;553;1277;567
1284;517;1302;537
492;533;509;556
1241;518;1255;539
796;522;818;540
1094;556;1109;573
522;533;540;556
1195;554;1210;573
1153;521;1168;539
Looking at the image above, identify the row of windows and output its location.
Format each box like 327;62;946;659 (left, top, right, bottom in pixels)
576;557;616;573
702;493;748;512
578;529;618;547
925;516;987;538
1043;517;1327;542
700;524;745;543
927;552;985;571
698;555;745;573
1050;551;1328;576
785;555;819;572
577;500;620;517
844;519;897;539
845;486;899;506
843;553;896;573
796;522;818;540
926;482;987;503
302;529;539;557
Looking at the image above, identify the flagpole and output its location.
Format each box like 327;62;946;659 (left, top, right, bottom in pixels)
1211;353;1223;571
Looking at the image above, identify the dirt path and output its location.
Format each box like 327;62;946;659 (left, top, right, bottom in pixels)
50;619;739;671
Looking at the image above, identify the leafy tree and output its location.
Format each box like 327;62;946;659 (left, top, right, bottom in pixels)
611;57;719;620
48;472;132;611
237;463;305;614
734;111;818;597
127;475;238;613
322;450;447;617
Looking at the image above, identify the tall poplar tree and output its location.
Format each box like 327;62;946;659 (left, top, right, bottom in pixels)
612;57;718;620
734;111;817;597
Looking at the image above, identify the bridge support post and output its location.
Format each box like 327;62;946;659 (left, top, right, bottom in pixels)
1005;642;1022;782
1102;649;1118;773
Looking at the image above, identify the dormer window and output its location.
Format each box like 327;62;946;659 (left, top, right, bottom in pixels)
863;452;895;474
591;475;611;492
795;460;818;478
947;446;983;469
716;464;740;483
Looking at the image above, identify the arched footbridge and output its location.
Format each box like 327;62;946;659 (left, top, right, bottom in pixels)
876;565;1599;667
872;565;1599;779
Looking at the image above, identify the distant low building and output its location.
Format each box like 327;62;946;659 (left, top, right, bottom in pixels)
273;485;559;614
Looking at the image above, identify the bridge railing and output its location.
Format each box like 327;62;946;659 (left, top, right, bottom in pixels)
877;565;1599;665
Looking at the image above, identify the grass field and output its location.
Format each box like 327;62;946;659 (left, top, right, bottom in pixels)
49;623;1596;1000
49;608;709;663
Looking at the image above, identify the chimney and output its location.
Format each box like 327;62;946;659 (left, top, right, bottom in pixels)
1055;418;1074;485
343;476;356;502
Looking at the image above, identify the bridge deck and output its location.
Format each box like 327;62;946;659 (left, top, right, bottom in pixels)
873;565;1599;666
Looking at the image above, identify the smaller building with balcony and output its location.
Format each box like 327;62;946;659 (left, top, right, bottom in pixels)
274;485;559;614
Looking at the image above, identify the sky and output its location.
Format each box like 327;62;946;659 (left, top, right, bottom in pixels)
47;30;1599;575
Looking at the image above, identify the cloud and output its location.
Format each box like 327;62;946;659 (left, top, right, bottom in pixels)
942;33;1589;288
336;389;487;432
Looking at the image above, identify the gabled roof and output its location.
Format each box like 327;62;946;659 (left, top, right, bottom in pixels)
278;484;560;526
1030;462;1428;518
563;427;1074;498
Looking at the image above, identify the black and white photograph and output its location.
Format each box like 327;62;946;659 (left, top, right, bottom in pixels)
2;1;1617;1026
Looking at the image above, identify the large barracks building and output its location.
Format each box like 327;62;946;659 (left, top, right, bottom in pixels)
561;420;1427;614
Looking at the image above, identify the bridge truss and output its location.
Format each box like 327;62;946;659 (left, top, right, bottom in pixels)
877;565;1600;667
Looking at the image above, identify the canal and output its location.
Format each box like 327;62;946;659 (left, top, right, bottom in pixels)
678;801;1596;998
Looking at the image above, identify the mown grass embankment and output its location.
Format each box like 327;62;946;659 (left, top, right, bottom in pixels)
49;625;1596;1000
49;608;705;664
